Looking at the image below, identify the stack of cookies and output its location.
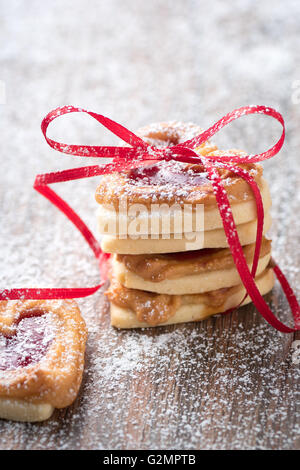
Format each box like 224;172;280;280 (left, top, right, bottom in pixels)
95;122;274;328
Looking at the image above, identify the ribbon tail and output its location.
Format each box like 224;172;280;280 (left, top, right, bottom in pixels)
272;262;300;329
206;165;299;333
0;167;112;301
34;181;101;259
0;286;102;301
221;165;264;279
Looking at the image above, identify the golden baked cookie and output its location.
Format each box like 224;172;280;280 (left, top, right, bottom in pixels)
95;122;271;257
0;299;87;422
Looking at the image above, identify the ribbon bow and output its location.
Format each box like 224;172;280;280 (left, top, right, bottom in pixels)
1;105;299;334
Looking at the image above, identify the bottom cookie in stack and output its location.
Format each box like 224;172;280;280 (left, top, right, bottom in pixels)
105;237;275;328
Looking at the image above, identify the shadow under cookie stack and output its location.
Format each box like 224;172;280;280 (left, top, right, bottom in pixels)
95;122;274;328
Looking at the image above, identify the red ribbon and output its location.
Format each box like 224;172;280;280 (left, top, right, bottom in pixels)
1;105;299;334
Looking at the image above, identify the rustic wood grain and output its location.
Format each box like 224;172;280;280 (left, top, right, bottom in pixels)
0;0;299;450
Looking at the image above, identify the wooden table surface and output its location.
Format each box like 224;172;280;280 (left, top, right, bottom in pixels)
0;0;299;450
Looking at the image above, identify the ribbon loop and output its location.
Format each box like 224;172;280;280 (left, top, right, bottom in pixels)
175;105;285;164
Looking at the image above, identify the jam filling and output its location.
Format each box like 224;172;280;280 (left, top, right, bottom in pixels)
0;310;54;371
128;162;210;187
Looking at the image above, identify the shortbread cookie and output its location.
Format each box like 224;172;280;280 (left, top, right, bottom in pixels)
96;175;271;236
0;300;87;422
96;122;269;239
112;238;272;295
107;268;274;328
95;147;264;214
100;212;272;254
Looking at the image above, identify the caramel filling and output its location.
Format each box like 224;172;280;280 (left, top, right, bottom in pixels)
106;279;181;325
106;276;248;326
116;237;271;282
